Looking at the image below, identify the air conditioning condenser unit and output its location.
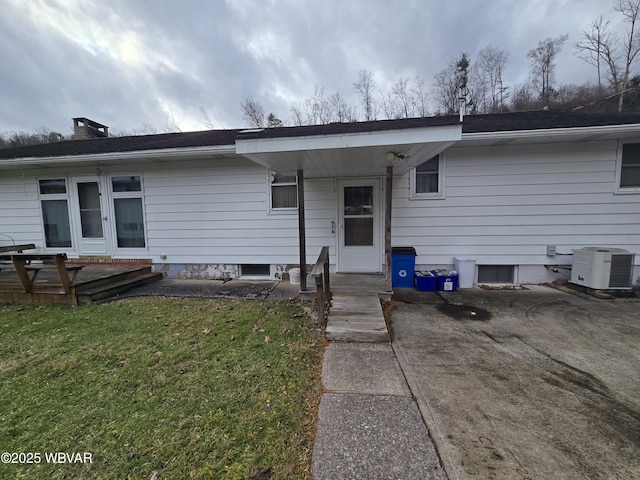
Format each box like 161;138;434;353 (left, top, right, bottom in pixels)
570;247;635;290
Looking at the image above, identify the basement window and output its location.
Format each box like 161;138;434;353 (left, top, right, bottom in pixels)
240;264;270;277
477;265;515;283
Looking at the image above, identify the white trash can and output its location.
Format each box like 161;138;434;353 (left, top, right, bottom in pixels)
288;268;301;285
454;258;476;289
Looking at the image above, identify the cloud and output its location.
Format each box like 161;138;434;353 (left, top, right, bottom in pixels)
0;0;625;134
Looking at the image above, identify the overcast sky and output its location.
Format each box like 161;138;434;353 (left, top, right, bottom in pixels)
0;0;627;135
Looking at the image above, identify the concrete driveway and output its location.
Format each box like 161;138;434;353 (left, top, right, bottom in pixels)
391;286;640;480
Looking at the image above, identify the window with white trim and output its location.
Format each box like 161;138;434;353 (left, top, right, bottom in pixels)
38;178;72;248
270;172;298;209
411;154;444;198
110;175;146;248
619;142;640;190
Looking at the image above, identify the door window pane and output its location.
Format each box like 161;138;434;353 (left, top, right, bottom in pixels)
114;198;145;247
344;186;374;246
41;200;72;247
78;182;104;238
345;218;373;246
344;186;373;215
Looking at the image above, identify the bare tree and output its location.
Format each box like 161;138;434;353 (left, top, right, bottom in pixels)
329;92;358;122
391;77;415;118
527;34;569;106
433;60;461;115
289;102;305;126
433;53;471;115
353;69;377;121
411;76;430;117
381;90;401;119
304;85;332;124
576;16;618;92
200;107;215;129
575;1;640;111
241;97;265;128
511;81;537;111
615;0;640;111
477;46;509;112
0;128;67;149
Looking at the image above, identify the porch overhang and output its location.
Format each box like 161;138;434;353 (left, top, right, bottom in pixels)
235;124;462;178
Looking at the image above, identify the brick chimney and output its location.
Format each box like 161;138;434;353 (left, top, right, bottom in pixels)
72;117;109;140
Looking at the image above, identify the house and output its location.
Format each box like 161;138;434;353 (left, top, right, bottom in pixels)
1;111;639;289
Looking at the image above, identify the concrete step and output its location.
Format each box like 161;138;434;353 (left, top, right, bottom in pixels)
326;293;389;342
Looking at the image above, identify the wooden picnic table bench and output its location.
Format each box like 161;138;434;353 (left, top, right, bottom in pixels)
3;253;85;294
0;243;36;254
0;244;36;272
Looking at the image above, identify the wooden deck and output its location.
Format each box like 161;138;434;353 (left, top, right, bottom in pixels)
0;263;162;306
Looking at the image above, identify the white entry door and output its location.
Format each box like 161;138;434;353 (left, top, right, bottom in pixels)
337;179;381;272
71;177;110;256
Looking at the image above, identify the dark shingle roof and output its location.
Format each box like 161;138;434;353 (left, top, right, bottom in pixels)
0;129;241;160
2;110;640;160
462;110;640;133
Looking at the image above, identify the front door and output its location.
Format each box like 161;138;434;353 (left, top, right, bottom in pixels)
71;177;110;255
337;179;381;272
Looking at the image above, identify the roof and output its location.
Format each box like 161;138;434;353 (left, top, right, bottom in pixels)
1;110;640;160
0;129;241;160
461;110;640;133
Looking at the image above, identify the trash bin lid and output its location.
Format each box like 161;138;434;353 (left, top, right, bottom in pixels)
391;246;416;255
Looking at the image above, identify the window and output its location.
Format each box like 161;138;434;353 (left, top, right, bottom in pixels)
39;179;72;248
411;154;444;197
619;143;640;189
240;264;270;277
477;265;515;283
111;175;146;248
270;172;297;209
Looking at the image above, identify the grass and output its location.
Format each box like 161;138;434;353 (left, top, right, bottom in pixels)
0;298;324;479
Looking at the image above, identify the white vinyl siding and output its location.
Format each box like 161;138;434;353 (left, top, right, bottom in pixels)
0;172;43;246
392;140;640;273
143;159;299;264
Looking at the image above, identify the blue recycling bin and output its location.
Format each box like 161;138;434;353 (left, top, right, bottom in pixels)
391;247;416;288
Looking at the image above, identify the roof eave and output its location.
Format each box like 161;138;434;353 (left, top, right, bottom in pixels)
0;144;237;169
461;123;640;144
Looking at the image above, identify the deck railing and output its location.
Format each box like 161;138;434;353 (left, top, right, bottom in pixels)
310;246;331;328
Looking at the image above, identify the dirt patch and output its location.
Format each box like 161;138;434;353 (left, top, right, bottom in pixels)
436;303;491;321
477;285;526;291
381;300;405;339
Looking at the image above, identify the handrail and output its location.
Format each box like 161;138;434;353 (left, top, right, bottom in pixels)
310;246;331;328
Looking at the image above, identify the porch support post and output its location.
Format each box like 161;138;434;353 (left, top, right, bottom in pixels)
385;165;393;292
297;169;307;291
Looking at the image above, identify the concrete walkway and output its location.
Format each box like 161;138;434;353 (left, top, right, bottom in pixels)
324;274;390;342
312;275;445;479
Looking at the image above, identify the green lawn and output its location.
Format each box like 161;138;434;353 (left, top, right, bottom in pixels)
0;298;323;479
